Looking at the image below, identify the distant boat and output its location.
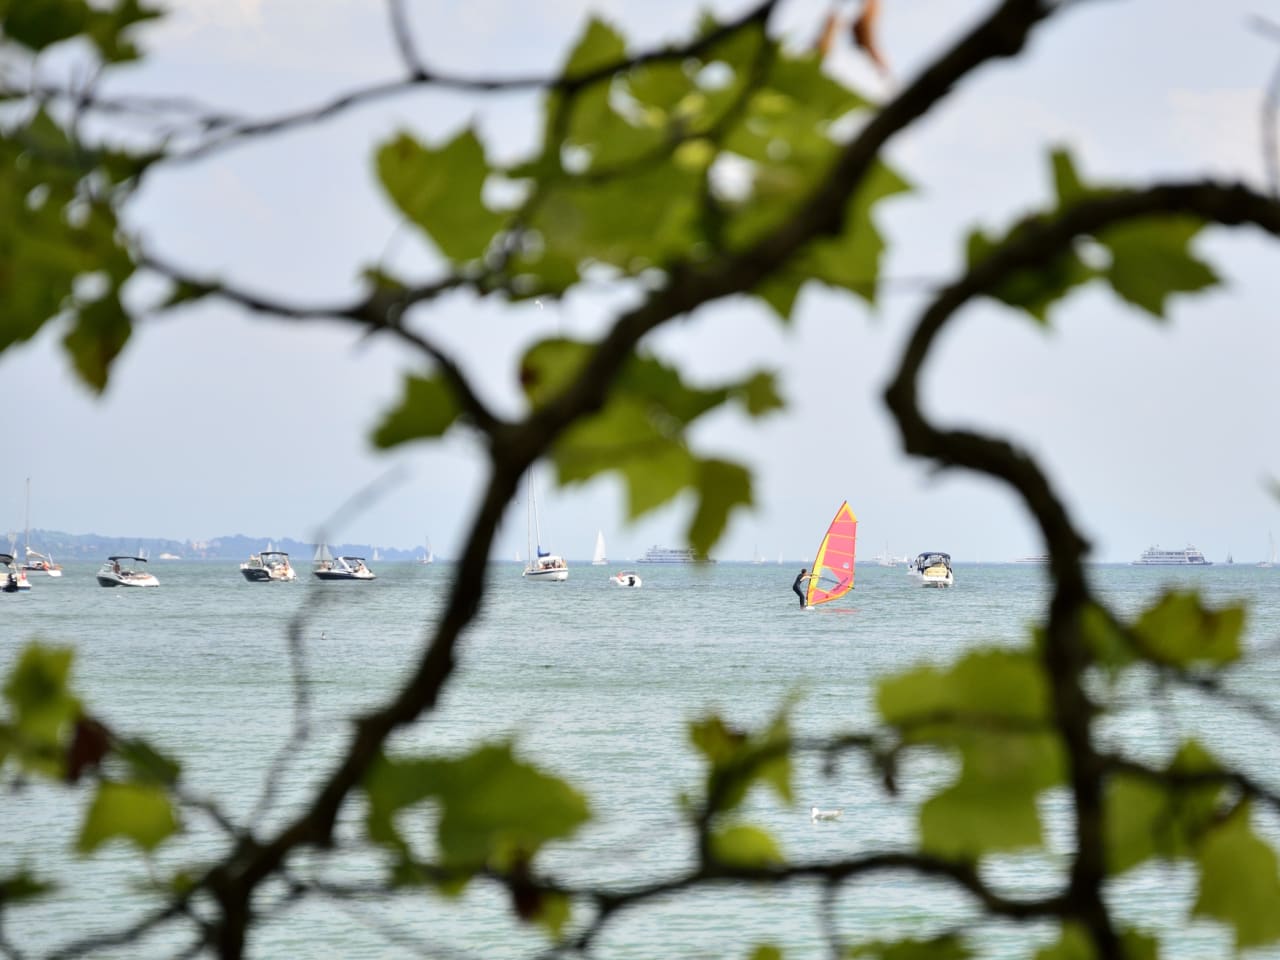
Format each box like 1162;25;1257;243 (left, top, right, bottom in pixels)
635;545;715;564
610;569;642;588
419;536;434;565
872;543;900;567
522;471;567;581
592;530;607;566
1260;532;1276;569
372;547;382;562
751;544;765;565
96;555;159;588
804;502;858;608
908;551;954;588
1131;544;1211;566
21;478;62;577
1014;554;1050;564
313;542;334;572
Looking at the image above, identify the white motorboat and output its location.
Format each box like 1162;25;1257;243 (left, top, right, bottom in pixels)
96;556;159;588
314;555;376;581
240;550;297;582
908;551;954;588
2;553;32;592
610;570;642;588
522;471;567;581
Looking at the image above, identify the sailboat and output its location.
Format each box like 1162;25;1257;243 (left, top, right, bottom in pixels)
21;478;62;577
313;542;334;572
419;536;434;565
751;544;765;565
804;502;857;608
592;530;607;566
1260;531;1276;569
522;471;567;581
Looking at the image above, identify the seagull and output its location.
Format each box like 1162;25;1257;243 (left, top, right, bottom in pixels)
810;805;843;822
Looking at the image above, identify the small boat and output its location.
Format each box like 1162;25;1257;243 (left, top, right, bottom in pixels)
610;570;642;588
802;502;858;608
1259;532;1276;569
96;555;159;588
2;553;32;592
240;550;297;582
419;536;434;565
908;551;954;588
592;530;607;566
1014;554;1050;564
635;545;715;564
20;479;62;577
314;555;376;581
522;471;567;581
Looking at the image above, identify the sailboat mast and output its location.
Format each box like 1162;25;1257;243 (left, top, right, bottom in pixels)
24;477;30;552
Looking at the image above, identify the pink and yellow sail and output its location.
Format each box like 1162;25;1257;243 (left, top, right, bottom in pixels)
806;501;857;607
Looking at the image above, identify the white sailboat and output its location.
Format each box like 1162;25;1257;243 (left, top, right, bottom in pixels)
313;542;334;572
1260;531;1276;569
522;471;567;581
419;536;434;565
592;530;607;566
21;478;62;577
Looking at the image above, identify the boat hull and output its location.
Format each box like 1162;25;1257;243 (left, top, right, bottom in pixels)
314;570;375;581
523;566;568;581
96;573;159;588
610;571;642;588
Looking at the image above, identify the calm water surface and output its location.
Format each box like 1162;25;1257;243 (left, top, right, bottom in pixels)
3;561;1279;958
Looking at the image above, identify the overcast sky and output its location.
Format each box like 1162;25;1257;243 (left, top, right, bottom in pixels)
4;0;1278;564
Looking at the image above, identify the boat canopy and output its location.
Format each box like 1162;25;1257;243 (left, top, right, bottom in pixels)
916;552;951;562
0;553;15;564
108;555;148;562
261;551;290;558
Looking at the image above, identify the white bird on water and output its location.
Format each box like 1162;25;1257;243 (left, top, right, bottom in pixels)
810;805;843;822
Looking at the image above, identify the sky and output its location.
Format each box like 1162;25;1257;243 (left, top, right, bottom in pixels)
3;0;1279;564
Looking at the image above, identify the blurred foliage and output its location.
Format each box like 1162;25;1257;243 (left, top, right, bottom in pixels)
3;0;1280;958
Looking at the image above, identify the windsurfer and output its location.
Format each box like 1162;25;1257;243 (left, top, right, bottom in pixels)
792;568;810;608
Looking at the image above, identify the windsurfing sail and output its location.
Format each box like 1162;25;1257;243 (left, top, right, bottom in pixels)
806;501;857;607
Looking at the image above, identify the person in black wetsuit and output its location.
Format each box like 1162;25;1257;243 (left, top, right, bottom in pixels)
792;568;810;608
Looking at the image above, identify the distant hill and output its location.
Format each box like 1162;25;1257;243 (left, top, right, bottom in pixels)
6;530;431;563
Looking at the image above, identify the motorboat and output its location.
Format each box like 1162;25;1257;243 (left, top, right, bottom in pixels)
908;551;954;588
240;550;297;582
610;570;642;588
2;553;32;592
96;556;159;588
314;555;376;581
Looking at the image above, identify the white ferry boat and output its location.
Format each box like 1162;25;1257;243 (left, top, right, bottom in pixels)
1131;544;1212;566
635;545;715;564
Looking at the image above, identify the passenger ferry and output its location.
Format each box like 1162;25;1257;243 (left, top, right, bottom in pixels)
1131;544;1212;566
635;545;715;564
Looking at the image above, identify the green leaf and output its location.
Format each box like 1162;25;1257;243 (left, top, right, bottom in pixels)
3;644;79;768
1104;740;1223;875
77;780;179;854
1099;216;1218;318
687;458;752;558
0;867;56;905
372;374;463;449
1131;591;1243;668
1032;923;1156;960
710;824;783;868
2;0;91;51
63;291;133;394
848;934;971;959
689;706;791;815
115;738;181;786
376;128;505;263
967;224;1096;324
365;744;589;874
1193;804;1280;948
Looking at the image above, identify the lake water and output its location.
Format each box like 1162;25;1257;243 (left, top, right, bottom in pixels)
3;561;1279;958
